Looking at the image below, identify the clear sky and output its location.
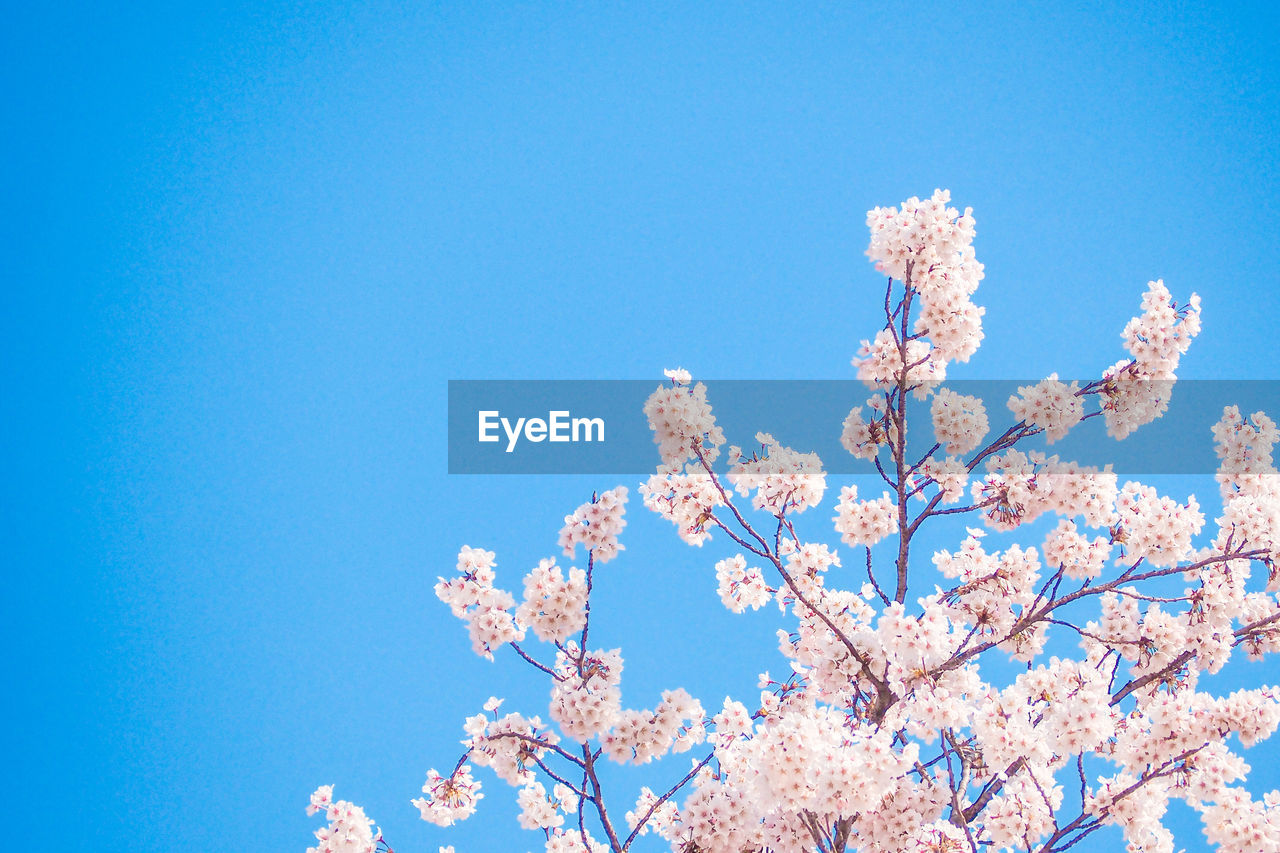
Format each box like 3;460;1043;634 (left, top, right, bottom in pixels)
4;2;1280;851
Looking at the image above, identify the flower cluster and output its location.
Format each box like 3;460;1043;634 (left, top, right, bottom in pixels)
853;330;946;394
1101;279;1201;440
625;786;680;838
663;698;930;852
1122;279;1202;377
833;484;898;547
549;645;624;742
412;766;482;827
931;388;989;455
726;433;826;516
640;464;724;545
644;375;725;465
919;454;969;503
1007;374;1083;443
558;486;628;563
600;688;706;765
304;787;380;853
516;781;578;830
840;397;895;460
933;529;1043;650
1112;481;1204;568
464;706;558;786
1042;518;1112;580
865;188;985;365
714;555;772;613
1212;406;1280;581
969;450;1119;532
434;546;523;659
516;558;588;642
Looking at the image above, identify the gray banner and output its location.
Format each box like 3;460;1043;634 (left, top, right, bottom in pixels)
447;380;1280;475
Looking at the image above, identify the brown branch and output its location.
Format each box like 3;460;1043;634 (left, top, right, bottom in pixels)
510;642;559;679
1109;650;1196;706
621;751;715;850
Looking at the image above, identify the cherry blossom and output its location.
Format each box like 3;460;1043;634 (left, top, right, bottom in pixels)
309;190;1280;853
559;486;629;564
304;787;381;853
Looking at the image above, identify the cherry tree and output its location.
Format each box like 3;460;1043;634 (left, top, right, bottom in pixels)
305;191;1280;853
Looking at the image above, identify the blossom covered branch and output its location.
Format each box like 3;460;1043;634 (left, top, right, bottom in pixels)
306;190;1280;853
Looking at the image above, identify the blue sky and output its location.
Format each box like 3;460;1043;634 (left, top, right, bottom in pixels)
4;2;1280;851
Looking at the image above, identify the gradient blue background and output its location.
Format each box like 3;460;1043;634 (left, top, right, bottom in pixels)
5;2;1279;851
